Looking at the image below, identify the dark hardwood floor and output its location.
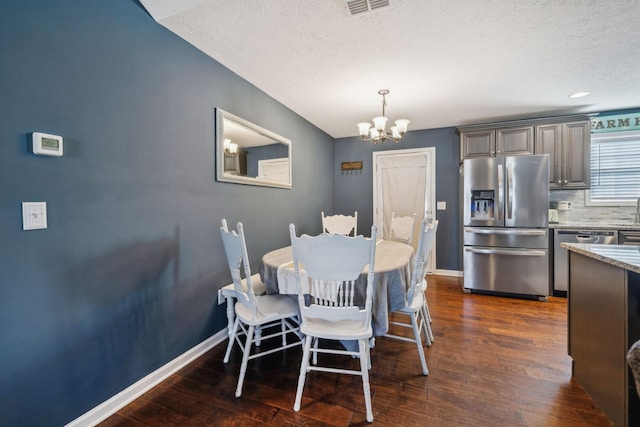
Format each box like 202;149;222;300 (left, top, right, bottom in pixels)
99;275;613;426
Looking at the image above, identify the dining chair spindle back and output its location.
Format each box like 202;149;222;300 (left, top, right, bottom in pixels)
389;212;417;245
289;223;377;422
321;211;358;236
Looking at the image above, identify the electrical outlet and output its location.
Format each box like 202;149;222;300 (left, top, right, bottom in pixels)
437;201;446;210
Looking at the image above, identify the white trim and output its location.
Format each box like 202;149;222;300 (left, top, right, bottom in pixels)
372;147;437;270
65;331;227;427
434;269;463;277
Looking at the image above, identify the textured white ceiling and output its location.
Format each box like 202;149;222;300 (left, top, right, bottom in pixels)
140;0;640;138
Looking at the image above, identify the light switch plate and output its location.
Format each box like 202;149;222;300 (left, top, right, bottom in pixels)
22;202;47;230
437;201;447;210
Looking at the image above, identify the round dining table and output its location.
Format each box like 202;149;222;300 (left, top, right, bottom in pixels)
258;240;415;338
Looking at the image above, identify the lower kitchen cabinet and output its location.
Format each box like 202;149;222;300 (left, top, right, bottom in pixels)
568;250;640;426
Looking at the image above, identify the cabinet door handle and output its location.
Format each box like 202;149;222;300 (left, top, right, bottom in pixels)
564;180;568;184
557;180;561;185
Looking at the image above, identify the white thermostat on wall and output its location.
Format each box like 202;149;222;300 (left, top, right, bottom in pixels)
32;132;63;157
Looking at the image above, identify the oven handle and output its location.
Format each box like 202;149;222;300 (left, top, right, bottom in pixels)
465;247;546;256
465;228;546;236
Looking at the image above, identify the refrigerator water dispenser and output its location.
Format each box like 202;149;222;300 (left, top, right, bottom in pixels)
470;190;495;220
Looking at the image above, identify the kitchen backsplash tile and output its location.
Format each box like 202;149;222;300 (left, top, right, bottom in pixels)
549;190;637;223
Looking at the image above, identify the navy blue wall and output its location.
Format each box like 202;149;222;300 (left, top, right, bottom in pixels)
0;1;332;425
334;128;461;272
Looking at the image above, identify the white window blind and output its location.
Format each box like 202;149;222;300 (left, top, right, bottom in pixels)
588;130;640;205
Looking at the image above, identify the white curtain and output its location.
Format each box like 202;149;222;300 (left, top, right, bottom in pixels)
379;153;428;243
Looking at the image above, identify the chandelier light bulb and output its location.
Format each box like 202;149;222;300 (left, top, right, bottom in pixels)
391;126;401;139
394;119;410;135
372;116;387;131
357;122;371;137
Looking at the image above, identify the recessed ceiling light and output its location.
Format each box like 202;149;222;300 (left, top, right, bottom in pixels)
568;91;591;98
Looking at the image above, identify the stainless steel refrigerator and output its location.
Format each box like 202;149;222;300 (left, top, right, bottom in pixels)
463;154;549;300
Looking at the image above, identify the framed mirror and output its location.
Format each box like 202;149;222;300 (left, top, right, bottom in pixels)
215;108;292;189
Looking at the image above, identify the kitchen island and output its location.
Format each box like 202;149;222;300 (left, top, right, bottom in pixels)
562;243;640;426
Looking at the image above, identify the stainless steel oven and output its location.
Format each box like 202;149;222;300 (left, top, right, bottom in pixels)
553;229;618;294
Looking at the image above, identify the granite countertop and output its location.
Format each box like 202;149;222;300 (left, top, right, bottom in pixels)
560;243;640;274
549;222;640;231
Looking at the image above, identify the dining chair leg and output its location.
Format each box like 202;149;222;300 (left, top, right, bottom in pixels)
254;326;263;347
418;307;431;346
312;337;319;365
358;338;374;422
223;317;240;363
411;313;429;376
423;302;434;344
281;319;287;346
224;296;235;338
235;324;255;398
294;336;313;411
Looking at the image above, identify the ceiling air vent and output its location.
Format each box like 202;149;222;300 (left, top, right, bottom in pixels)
346;0;390;15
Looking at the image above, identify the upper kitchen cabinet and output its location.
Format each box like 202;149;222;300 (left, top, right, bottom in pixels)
535;120;590;189
459;115;591;190
459;129;495;159
459;126;533;160
496;126;534;156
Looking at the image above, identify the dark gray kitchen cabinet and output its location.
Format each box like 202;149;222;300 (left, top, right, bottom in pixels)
459;126;533;160
458;115;591;190
535;121;590;189
459;129;495;159
496;126;534;156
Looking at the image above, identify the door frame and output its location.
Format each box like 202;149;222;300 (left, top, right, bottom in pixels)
372;147;436;271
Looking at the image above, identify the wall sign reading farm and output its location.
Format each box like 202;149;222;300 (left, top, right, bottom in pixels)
591;112;640;133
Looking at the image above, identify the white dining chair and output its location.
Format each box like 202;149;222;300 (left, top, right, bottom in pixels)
382;218;438;375
321;211;358;236
419;219;438;344
220;219;302;397
289;223;377;423
389;212;417;245
218;278;267;340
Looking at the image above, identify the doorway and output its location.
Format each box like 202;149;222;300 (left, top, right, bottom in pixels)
373;148;436;271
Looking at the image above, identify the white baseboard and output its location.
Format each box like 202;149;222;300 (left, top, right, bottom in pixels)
65;330;227;427
434;269;463;277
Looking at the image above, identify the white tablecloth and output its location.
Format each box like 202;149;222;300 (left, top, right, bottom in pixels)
258;240;414;337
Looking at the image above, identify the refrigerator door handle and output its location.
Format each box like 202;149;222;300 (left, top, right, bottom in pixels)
465;228;546;236
465;247;546;256
506;163;513;220
497;163;503;220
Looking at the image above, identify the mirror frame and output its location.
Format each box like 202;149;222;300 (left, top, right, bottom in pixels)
215;108;292;189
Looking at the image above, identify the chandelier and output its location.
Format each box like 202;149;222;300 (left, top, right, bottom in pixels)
223;138;238;157
357;89;410;144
